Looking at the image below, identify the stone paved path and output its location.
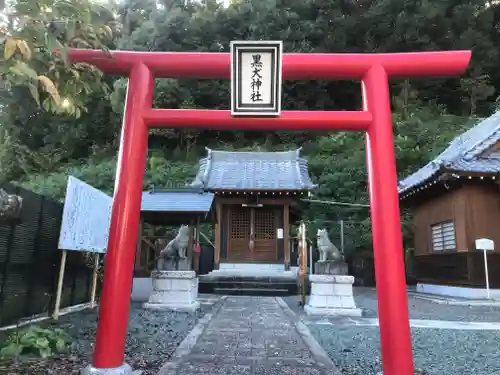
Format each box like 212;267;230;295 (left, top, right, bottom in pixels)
159;296;339;375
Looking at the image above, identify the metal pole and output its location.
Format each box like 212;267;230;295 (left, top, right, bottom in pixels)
483;249;491;299
298;222;307;306
340;219;344;254
309;243;313;276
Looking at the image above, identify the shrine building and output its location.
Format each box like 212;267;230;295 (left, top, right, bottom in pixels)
191;148;316;273
131;148;316;300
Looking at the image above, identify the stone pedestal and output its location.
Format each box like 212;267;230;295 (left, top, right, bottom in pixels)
315;260;348;275
81;363;141;375
159;257;191;272
143;271;200;313
305;275;362;317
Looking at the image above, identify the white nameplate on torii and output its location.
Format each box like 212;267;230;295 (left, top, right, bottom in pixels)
230;40;283;116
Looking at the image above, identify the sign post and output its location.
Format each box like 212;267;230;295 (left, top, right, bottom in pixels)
53;250;68;320
55;176;112;319
230;41;282;116
475;238;495;299
90;254;100;308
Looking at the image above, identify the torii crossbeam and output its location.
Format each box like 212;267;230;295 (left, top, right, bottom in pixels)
69;48;471;375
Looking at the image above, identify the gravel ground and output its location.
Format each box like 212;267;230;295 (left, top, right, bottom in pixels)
353;287;500;322
309;325;500;375
284;287;500;322
0;295;221;375
283;288;500;375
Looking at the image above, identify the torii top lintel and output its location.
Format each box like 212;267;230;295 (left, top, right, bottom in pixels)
68;49;471;80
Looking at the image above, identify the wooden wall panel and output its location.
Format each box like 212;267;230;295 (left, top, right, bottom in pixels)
462;184;500;253
412;188;466;255
413;183;500;256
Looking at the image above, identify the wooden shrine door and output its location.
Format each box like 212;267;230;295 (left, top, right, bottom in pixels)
228;207;251;261
228;206;278;262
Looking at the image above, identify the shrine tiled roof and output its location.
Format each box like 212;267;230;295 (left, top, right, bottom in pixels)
190;148;317;191
399;111;500;195
141;191;214;212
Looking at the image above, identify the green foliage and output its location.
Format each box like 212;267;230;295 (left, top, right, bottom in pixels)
0;326;71;359
1;0;120;117
5;0;500;257
20;152;197;200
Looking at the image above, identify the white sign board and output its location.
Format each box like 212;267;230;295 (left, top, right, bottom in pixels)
277;228;284;239
475;238;494;251
230;40;282;116
475;238;495;299
58;176;112;253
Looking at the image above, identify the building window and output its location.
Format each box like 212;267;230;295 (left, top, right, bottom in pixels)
431;221;456;252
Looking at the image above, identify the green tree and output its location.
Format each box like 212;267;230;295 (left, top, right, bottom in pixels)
7;0;500;258
1;0;119;117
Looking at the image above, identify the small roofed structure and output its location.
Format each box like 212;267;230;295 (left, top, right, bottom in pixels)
141;189;215;225
399;111;500;296
134;189;215;277
191;148;316;271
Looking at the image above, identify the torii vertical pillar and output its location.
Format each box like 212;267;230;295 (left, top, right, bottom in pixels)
69;48;471;375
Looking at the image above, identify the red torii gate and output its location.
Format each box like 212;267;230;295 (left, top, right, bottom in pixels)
69;48;471;375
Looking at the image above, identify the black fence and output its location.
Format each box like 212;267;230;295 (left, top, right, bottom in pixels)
0;183;92;327
198;245;214;275
290;239;320;271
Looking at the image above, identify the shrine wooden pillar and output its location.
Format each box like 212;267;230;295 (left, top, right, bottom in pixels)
214;201;222;270
193;216;200;275
283;204;290;270
134;217;143;274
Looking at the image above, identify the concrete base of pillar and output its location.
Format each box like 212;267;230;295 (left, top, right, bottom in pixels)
143;270;200;313
304;305;362;317
305;274;362;317
81;363;141;375
143;301;200;313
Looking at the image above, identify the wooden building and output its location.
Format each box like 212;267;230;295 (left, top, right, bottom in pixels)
399;111;500;297
190;148;316;272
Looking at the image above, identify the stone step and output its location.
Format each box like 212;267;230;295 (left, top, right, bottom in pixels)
200;275;297;283
202;271;297;281
202;282;297;290
213;287;293;296
212;281;296;290
199;277;300;296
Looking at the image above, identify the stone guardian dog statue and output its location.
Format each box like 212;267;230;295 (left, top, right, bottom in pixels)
156;225;190;271
316;228;343;262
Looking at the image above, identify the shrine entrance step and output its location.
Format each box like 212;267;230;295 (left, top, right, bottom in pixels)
199;270;298;296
